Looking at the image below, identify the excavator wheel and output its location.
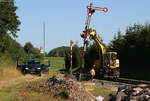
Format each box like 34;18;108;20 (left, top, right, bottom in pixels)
113;69;120;79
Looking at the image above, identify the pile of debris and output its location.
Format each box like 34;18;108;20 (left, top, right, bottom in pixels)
115;84;150;101
40;76;96;101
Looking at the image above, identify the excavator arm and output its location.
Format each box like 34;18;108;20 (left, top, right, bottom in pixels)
89;29;119;69
89;29;106;68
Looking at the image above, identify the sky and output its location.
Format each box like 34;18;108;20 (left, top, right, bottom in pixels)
15;0;150;52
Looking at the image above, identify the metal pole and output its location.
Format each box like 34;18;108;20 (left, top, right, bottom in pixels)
43;22;45;56
70;40;73;74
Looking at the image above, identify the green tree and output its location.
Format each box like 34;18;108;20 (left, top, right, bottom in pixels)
6;36;26;60
24;42;43;59
83;43;99;72
0;0;20;37
32;48;44;59
24;42;34;54
64;45;81;72
48;46;70;57
0;0;20;54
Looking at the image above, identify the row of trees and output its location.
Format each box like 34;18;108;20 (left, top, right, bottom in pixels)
108;23;150;80
109;23;150;66
0;33;43;62
47;46;70;57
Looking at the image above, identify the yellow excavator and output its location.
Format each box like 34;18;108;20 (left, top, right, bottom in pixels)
89;29;119;78
81;3;120;78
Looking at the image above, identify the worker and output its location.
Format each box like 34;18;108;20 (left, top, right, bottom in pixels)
90;65;96;81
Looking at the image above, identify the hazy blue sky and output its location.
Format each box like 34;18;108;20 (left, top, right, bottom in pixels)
15;0;150;52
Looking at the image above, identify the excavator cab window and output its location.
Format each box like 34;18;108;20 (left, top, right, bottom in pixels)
103;53;110;67
110;52;117;66
103;52;117;68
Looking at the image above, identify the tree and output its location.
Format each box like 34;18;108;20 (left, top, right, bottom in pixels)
109;23;150;66
108;31;125;52
6;36;26;60
83;43;99;72
0;0;20;37
108;23;150;80
0;0;20;54
24;42;43;59
65;45;81;72
24;42;34;54
48;46;70;57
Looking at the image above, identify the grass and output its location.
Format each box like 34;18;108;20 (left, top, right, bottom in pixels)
0;57;22;82
0;57;116;101
91;86;116;97
82;82;116;97
0;66;22;81
0;77;59;101
0;68;63;101
0;55;14;69
46;57;65;71
0;57;65;101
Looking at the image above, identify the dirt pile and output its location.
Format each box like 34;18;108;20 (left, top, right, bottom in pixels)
40;76;96;101
111;84;150;101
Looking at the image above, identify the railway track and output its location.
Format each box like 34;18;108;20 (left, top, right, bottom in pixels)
79;73;150;84
114;78;150;85
100;77;150;85
61;72;150;90
78;73;150;91
92;77;150;91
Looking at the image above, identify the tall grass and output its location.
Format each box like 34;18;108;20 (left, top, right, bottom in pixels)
0;66;22;81
0;55;14;69
0;75;59;101
0;56;22;81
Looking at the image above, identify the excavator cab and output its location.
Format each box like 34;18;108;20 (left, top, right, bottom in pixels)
103;52;119;69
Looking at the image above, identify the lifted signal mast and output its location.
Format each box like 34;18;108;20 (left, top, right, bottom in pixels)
81;3;108;52
79;3;108;75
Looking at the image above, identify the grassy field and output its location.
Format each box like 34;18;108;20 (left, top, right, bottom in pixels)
46;57;65;71
0;75;59;101
0;57;116;101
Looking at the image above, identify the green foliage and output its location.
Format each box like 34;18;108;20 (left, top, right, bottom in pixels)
72;45;81;70
64;51;70;71
109;23;150;80
109;23;150;66
48;46;70;57
0;0;24;66
83;43;99;72
6;37;26;60
64;45;81;72
0;0;20;37
24;42;34;54
0;34;26;63
24;42;44;60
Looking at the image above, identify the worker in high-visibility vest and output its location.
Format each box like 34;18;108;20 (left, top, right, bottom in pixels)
90;65;96;81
